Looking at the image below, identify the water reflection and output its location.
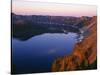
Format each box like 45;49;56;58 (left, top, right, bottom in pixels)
12;32;78;74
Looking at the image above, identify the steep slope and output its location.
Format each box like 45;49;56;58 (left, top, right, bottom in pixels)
52;16;97;71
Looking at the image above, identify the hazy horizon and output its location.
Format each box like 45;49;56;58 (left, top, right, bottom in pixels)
12;0;97;17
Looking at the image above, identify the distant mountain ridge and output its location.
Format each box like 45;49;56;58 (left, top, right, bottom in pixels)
12;13;92;40
12;13;92;26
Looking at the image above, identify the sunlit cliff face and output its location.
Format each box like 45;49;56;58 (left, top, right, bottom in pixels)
12;0;97;17
52;16;97;71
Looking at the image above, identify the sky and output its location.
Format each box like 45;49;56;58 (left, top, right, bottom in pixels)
12;0;97;17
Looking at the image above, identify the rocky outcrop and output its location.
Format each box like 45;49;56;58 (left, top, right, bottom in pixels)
52;16;97;72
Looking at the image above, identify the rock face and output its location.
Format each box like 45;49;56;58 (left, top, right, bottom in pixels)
52;16;97;72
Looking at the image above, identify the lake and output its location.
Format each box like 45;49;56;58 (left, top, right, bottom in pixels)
12;32;78;74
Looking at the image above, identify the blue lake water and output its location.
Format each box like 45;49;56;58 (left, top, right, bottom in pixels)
12;32;78;74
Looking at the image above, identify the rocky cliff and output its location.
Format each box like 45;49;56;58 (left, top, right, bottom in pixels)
52;16;97;71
